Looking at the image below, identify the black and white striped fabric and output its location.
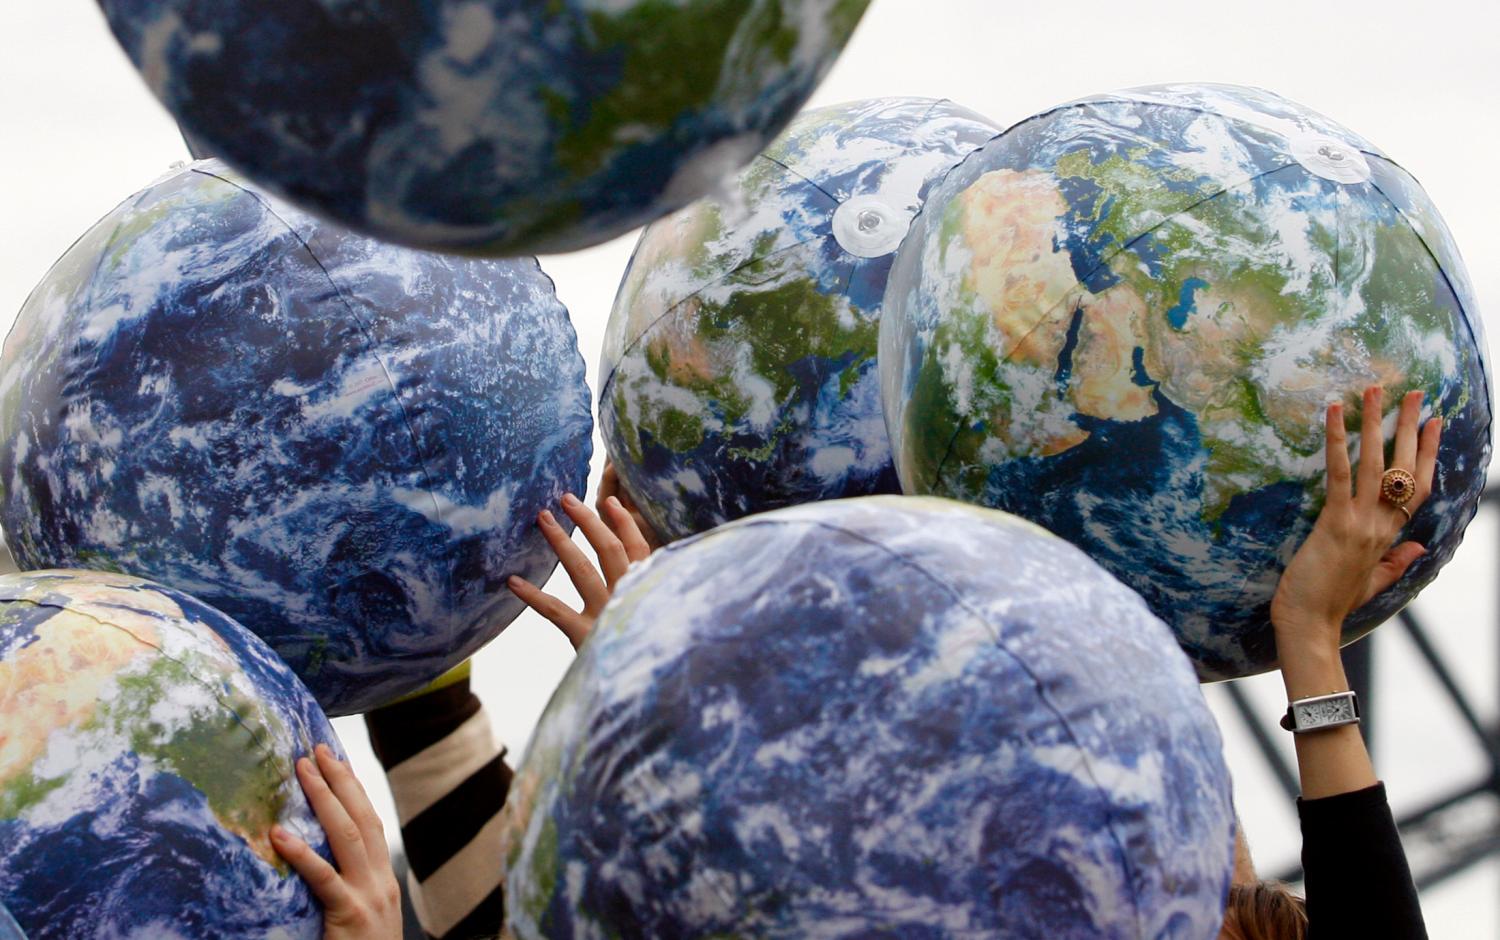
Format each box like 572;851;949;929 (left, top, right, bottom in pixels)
366;680;509;940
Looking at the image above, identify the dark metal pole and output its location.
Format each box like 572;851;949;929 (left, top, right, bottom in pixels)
1224;680;1302;802
1342;636;1375;761
1397;609;1500;770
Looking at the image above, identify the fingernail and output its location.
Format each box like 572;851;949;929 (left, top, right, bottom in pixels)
608;496;623;511
270;824;286;841
562;492;582;508
315;743;333;760
539;509;557;526
507;575;526;591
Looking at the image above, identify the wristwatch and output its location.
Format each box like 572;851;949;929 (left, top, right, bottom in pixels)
1280;690;1360;733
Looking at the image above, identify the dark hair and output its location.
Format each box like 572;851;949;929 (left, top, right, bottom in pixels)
1220;881;1308;940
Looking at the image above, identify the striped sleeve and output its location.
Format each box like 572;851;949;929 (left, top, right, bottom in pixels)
365;678;510;940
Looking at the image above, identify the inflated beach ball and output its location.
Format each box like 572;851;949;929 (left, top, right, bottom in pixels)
0;160;593;715
503;496;1235;938
97;0;870;256
0;570;340;940
601;97;998;540
881;83;1492;679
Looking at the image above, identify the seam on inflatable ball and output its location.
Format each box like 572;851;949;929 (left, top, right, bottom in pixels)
190;167;454;617
1362;163;1494;447
0;591;297;799
681;513;1154;937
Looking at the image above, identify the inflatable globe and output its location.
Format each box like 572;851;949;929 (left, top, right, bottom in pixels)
503;497;1235;938
881;83;1492;680
601;97;998;540
97;0;870;256
0;160;593;715
0;569;340;940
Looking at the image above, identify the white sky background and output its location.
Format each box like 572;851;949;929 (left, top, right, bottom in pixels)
2;0;1498;933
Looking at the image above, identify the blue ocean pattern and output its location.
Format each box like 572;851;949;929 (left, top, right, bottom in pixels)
97;0;870;255
503;497;1236;938
0;161;594;714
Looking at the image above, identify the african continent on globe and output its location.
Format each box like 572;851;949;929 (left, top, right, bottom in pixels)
97;0;870;255
602;97;998;539
0;160;593;715
881;83;1491;678
0;570;339;940
503;497;1235;939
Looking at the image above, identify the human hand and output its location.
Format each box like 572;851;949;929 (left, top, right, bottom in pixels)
270;745;401;940
597;460;663;551
1270;386;1440;658
508;491;653;649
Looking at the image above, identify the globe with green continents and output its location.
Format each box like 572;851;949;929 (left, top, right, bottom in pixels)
0;570;340;940
0;160;593;715
97;0;870;256
880;83;1492;680
602;97;999;540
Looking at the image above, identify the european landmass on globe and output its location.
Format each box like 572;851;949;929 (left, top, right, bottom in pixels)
882;83;1491;678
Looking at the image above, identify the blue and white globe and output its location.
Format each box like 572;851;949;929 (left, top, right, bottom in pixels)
881;83;1492;679
97;0;870;256
503;497;1235;938
0;160;593;715
601;98;998;540
0;569;340;940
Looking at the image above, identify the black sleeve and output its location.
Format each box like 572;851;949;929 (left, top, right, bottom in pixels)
1298;782;1426;939
365;678;512;940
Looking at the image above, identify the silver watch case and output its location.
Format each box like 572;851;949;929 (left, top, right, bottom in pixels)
1280;690;1361;733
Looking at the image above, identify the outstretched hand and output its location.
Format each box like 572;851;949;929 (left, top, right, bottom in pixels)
270;745;401;940
1270;386;1441;651
1269;386;1440;801
508;491;654;649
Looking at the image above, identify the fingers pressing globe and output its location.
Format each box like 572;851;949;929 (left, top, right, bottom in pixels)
604;497;653;564
1325;403;1352;509
561;494;631;590
1357;385;1386;504
1416;416;1443;504
1392;390;1424;472
537;509;608;608
506;576;590;651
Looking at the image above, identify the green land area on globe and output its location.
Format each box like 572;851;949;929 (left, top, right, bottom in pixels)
882;83;1490;678
0;571;338;938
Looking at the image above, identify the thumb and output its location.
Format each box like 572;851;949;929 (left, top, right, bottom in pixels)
1364;541;1426;602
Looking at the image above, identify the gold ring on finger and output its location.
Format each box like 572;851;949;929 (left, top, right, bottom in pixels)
1394;504;1411;524
1381;467;1417;507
